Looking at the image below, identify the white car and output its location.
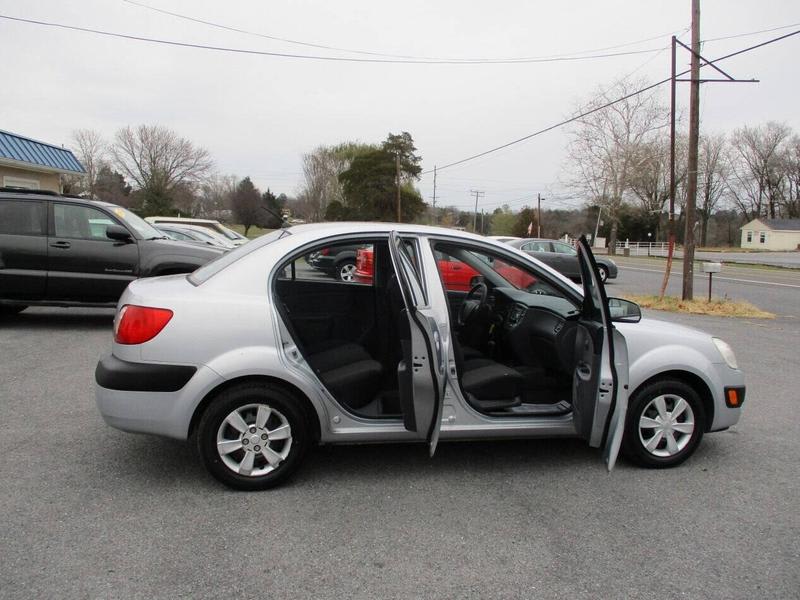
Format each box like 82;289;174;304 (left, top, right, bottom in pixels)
145;217;248;246
95;223;745;490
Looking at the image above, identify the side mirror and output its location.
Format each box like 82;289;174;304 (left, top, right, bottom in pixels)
106;224;133;243
608;297;642;323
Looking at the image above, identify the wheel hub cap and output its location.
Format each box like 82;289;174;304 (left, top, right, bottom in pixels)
638;393;695;458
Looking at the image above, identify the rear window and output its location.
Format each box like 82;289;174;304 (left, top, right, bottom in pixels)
188;229;290;285
0;199;45;235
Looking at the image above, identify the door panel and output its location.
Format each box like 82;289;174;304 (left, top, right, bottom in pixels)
274;278;375;348
0;199;48;300
47;203;139;302
389;232;446;455
572;236;629;470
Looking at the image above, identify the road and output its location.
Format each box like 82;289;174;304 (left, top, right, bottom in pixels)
608;256;800;318
1;304;798;599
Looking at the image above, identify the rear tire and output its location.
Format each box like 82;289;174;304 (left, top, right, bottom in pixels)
597;264;609;282
336;260;357;282
197;383;310;490
623;379;705;469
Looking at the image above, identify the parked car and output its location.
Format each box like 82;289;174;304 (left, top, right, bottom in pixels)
354;246;535;291
486;235;522;244
157;224;237;250
305;243;363;281
0;189;223;313
95;223;745;490
145;217;248;246
156;224;233;250
509;238;618;282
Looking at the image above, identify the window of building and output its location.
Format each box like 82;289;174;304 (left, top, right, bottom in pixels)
759;232;766;244
746;231;752;243
3;176;40;190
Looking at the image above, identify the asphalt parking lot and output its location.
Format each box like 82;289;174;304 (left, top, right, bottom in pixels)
1;305;798;599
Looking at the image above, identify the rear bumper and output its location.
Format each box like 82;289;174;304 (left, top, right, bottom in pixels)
95;354;224;439
95;354;196;392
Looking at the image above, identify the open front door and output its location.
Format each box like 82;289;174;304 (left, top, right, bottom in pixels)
388;231;446;456
571;236;629;470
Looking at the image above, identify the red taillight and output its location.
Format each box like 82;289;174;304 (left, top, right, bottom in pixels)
114;305;174;344
320;248;331;256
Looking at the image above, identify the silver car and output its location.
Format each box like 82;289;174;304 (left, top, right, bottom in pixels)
95;223;745;490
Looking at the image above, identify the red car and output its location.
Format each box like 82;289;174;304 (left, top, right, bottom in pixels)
354;247;535;291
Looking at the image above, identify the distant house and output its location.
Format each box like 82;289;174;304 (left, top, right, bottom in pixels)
0;129;85;193
740;218;800;250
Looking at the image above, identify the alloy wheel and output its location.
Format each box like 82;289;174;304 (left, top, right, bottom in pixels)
216;403;293;477
339;263;357;282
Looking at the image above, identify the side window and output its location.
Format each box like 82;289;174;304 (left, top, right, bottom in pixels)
759;232;766;244
553;242;577;255
280;241;374;285
746;231;752;243
432;241;567;298
0;200;45;235
53;204;119;241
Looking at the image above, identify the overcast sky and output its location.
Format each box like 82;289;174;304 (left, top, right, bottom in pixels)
1;0;798;213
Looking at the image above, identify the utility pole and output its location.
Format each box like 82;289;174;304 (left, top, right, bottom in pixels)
660;36;678;299
682;0;701;300
470;189;484;232
395;153;402;223
431;166;437;223
537;193;543;237
659;0;756;300
593;207;603;247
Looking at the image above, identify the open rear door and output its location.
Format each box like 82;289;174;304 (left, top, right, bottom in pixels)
572;236;629;470
388;231;447;456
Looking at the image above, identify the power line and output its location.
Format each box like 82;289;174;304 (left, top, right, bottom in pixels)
421;28;800;174
122;0;687;63
0;13;669;65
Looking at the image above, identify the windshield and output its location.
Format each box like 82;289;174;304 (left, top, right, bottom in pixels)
107;206;164;239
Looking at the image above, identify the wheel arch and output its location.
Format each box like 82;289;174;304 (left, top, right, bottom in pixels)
188;375;322;442
629;370;714;432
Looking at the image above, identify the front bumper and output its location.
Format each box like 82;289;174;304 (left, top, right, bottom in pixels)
95;354;224;440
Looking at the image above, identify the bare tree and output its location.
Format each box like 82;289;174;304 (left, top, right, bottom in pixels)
726;122;791;220
111;125;213;215
781;135;800;218
627;133;688;241
566;77;670;253
696;133;728;246
296;142;376;221
197;174;238;219
68;129;107;197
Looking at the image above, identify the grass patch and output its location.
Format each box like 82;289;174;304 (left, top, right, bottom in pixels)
626;295;774;319
226;224;277;239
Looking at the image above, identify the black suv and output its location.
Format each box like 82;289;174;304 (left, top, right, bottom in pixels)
0;189;224;313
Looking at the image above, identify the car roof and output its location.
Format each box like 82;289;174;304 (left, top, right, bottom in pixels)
0;188;119;209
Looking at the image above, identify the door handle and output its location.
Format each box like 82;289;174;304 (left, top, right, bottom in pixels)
49;241;71;249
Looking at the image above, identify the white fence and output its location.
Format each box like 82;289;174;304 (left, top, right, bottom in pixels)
619;241;670;257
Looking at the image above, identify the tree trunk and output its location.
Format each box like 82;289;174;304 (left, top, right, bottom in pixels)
608;221;619;255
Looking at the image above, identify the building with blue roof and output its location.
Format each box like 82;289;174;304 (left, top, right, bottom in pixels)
0;129;85;193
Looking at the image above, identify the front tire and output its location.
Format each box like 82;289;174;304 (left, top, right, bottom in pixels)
623;379;705;468
197;383;310;490
597;264;609;282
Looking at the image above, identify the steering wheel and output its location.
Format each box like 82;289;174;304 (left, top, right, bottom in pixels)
458;282;488;327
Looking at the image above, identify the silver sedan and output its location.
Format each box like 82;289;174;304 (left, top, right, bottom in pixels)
95;223;744;490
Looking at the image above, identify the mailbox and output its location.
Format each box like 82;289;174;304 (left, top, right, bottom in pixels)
702;261;722;273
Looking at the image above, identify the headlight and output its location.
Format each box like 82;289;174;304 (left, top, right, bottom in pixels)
712;338;739;370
